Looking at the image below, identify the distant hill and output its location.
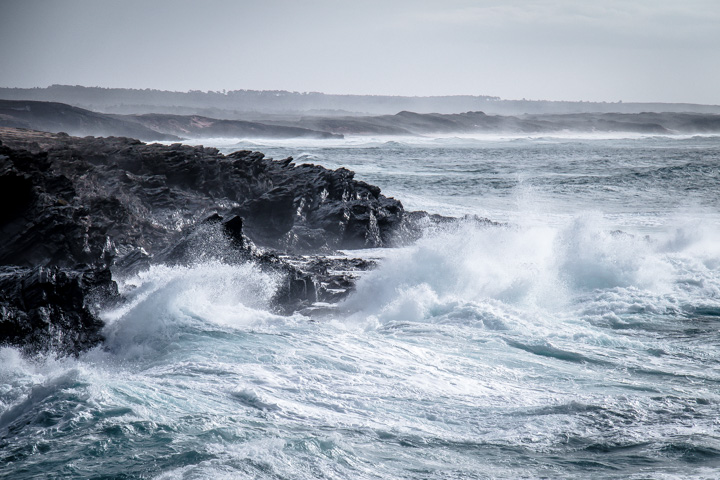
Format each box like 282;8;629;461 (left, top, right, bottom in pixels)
0;100;342;140
117;113;341;139
264;110;720;136
0;99;180;141
1;85;720;118
2;99;719;140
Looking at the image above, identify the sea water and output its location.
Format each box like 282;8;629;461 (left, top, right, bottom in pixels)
2;134;720;479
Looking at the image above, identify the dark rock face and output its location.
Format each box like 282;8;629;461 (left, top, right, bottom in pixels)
0;129;408;355
229;154;404;252
0;266;117;356
0;145;116;268
284;256;378;306
0;133;405;264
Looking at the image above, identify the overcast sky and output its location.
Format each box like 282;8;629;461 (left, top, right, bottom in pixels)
1;0;719;104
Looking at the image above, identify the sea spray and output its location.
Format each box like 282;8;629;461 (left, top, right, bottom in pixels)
342;213;685;326
101;260;284;359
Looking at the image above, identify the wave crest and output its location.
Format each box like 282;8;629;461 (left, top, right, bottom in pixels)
101;261;282;358
343;215;719;330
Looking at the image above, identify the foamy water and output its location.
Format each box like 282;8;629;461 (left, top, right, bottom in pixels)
2;135;720;479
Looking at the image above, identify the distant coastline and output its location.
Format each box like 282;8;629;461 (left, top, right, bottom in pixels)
1;85;720;117
2;98;720;141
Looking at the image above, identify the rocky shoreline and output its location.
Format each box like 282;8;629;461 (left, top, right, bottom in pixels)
0;128;433;356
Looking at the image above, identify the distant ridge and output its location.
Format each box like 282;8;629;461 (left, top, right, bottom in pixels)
0;100;342;140
268;110;720;136
0;99;179;141
2;99;720;139
1;85;719;118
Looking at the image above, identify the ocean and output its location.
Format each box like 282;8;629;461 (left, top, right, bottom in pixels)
2;134;720;479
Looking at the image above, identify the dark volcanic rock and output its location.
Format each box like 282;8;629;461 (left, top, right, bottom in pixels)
0;144;115;268
0;265;117;356
0;129;409;354
229;154;404;252
284;256;378;305
0;132;405;264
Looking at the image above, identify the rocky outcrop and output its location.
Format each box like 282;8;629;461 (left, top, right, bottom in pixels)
0;128;409;354
0;266;117;356
230;153;404;252
0;130;405;262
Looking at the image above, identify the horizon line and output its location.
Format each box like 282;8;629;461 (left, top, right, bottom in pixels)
1;84;719;107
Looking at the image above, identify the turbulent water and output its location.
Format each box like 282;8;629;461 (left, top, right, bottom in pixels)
2;134;720;479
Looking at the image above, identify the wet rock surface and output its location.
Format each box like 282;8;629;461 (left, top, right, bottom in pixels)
0;266;118;356
0;128;421;355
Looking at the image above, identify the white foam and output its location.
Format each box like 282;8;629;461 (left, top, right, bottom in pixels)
101;261;284;358
342;214;720;334
170;133;720;152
